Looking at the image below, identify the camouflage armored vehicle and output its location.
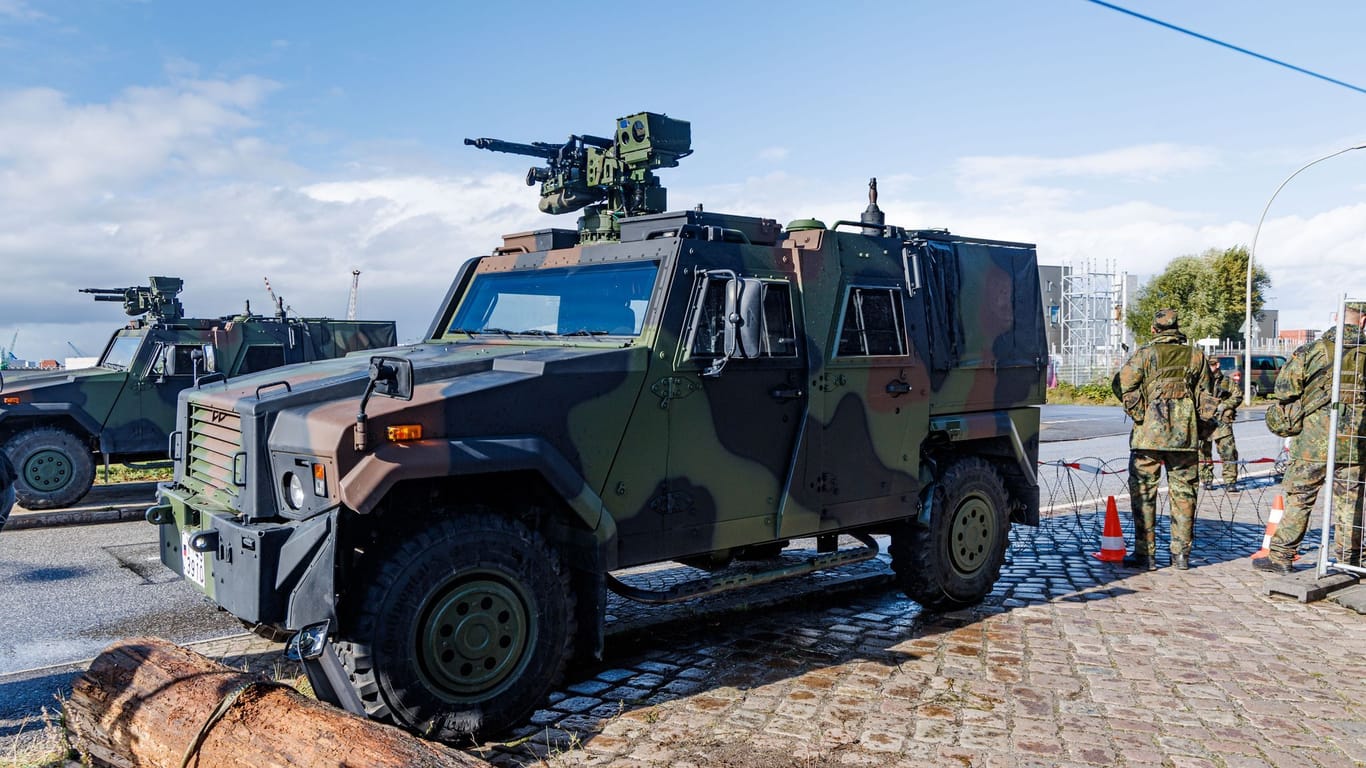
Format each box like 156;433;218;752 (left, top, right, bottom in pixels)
0;277;396;509
151;113;1046;741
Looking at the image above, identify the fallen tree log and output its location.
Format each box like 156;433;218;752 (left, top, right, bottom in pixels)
66;636;491;768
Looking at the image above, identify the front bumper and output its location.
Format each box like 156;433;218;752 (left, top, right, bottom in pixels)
152;482;340;629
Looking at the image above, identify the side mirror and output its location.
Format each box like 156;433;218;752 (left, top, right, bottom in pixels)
368;356;414;401
731;278;765;359
354;356;414;452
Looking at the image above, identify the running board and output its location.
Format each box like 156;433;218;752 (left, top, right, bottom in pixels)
606;533;880;605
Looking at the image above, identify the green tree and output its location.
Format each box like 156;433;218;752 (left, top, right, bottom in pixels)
1125;246;1271;344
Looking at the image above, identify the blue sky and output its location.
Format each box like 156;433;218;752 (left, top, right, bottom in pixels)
2;0;1365;361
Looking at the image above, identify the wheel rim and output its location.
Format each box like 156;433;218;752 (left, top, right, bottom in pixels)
417;574;534;701
22;449;73;493
948;492;997;576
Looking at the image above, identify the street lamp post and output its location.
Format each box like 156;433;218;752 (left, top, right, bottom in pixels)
1245;143;1366;406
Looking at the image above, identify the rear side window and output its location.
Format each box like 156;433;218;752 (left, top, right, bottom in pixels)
237;345;285;375
836;286;906;357
1217;357;1236;372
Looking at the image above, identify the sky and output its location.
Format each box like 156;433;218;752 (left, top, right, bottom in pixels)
2;0;1365;363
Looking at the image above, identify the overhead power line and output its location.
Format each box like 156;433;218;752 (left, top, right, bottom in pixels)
1085;0;1366;96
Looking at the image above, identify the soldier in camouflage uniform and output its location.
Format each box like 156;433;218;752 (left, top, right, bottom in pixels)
1253;304;1366;573
1115;308;1214;570
1198;356;1240;488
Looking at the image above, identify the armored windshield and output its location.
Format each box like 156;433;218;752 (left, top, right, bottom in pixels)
100;333;144;370
449;262;658;337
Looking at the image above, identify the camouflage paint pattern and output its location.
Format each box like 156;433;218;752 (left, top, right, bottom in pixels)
1116;324;1212;556
1267;322;1366;564
154;211;1047;612
0;278;395;507
1199;368;1239;484
150;118;1048;737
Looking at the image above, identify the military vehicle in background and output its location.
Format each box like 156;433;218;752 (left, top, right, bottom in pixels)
151;113;1047;741
0;277;397;509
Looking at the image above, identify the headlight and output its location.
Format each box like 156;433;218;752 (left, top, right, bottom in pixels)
283;472;306;510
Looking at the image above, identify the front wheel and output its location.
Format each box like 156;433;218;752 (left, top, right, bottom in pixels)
891;457;1010;611
336;512;576;742
3;427;95;510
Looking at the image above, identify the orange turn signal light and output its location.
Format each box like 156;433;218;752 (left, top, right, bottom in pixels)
2;396;18;405
387;424;424;442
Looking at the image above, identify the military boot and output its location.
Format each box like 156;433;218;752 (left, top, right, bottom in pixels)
1172;553;1189;570
1251;556;1292;574
1122;553;1156;571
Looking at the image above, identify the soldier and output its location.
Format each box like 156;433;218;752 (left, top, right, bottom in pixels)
1115;308;1214;570
1199;356;1240;488
1253;303;1366;573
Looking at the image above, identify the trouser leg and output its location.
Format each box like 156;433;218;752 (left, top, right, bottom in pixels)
1128;451;1162;557
1166;452;1199;556
1331;463;1364;565
1198;439;1214;483
1271;458;1325;563
1217;432;1239;484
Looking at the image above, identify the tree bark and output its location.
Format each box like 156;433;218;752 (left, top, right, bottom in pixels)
66;636;491;768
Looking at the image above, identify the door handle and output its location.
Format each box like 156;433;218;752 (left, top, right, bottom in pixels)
770;387;804;401
885;380;912;395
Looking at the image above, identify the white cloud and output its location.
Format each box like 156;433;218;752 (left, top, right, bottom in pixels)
758;146;788;162
0;78;280;212
0;81;1359;366
0;0;50;21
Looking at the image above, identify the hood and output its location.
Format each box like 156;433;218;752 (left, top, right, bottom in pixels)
186;338;646;431
0;366;130;426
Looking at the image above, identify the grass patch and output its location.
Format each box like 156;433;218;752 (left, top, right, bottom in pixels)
5;706;75;768
1046;378;1120;406
93;462;173;485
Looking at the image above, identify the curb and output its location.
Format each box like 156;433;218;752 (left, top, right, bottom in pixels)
5;504;150;530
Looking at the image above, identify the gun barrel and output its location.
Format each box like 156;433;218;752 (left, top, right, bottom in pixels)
91;295;125;301
464;137;559;160
79;288;126;295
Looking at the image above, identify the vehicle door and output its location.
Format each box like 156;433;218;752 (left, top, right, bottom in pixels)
608;249;807;564
109;340;214;454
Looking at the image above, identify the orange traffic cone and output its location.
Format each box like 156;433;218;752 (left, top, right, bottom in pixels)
1093;495;1127;562
1251;494;1298;560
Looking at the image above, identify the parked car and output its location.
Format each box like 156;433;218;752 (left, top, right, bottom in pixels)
1213;353;1286;397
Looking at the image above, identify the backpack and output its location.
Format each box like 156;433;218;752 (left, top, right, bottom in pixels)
1266;337;1366;437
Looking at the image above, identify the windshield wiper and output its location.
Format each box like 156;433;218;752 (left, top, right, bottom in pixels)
517;329;559;337
562;329;609;337
449;328;480;337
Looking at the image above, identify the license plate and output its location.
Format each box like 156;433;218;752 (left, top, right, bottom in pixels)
180;530;206;588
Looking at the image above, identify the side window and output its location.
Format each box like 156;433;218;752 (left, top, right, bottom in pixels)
685;276;797;360
760;282;797;357
836;287;906;357
237;345;285;375
686;277;728;358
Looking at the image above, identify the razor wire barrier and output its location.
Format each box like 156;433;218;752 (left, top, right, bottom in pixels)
1321;294;1366;578
1016;454;1288;560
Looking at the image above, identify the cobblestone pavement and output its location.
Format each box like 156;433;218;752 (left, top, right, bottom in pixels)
61;482;1366;768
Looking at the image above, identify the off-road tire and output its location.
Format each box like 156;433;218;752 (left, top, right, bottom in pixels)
336;512;576;743
891;457;1010;610
3;427;95;510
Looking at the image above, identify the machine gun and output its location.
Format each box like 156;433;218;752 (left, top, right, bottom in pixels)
465;112;692;242
81;276;185;323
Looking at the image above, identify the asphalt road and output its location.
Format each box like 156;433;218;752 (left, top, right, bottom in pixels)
0;520;242;677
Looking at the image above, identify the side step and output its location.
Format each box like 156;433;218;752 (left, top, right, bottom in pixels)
606;533;880;605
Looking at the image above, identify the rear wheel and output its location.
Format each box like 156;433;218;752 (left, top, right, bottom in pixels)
4;427;95;510
336;512;575;742
891;457;1010;610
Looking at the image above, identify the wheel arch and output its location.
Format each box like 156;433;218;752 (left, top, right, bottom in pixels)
0;408;101;449
339;437;615;548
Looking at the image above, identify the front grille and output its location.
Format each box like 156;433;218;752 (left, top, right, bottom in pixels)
187;405;242;496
